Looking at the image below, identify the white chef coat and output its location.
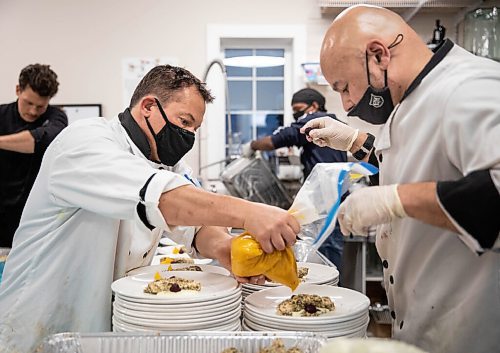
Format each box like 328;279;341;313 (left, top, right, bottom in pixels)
0;116;197;353
375;42;500;353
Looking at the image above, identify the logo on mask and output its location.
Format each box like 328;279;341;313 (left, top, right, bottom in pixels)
369;94;384;108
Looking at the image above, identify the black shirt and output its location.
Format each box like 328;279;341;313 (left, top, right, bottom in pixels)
271;112;347;178
0;101;67;245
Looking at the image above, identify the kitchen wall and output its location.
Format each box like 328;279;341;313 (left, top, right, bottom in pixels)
0;0;491;170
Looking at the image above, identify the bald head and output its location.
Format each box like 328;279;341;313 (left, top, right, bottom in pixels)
321;5;411;57
320;5;433;111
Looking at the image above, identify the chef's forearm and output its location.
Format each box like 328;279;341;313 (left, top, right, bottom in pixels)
194;226;231;260
398;182;458;232
251;136;274;151
0;130;35;153
159;185;248;228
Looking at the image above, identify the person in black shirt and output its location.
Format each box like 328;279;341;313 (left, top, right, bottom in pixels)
0;64;68;247
242;88;347;271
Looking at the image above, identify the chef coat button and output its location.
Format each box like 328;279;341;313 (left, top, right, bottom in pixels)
391;310;396;320
142;251;148;259
382;260;389;269
400;320;404;329
378;153;383;163
389;275;394;284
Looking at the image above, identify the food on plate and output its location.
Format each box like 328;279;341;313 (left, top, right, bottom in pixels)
172;246;187;254
277;293;335;317
170;265;203;272
297;267;309;280
144;274;201;295
221;339;303;353
160;256;194;264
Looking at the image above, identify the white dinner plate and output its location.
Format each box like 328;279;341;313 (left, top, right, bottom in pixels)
112;271;239;304
113;304;241;328
112;315;241;331
113;299;241;320
244;308;369;329
244;284;369;322
126;263;230;277
242;316;368;337
114;289;241;311
158;237;178;246
156;245;189;255
151;254;213;265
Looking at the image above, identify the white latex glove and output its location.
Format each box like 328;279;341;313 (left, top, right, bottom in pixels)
338;185;407;236
241;142;255;158
300;117;359;151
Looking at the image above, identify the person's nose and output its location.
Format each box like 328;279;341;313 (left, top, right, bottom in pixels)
29;106;39;117
340;94;354;112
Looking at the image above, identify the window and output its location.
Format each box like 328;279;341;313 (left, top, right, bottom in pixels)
224;48;285;156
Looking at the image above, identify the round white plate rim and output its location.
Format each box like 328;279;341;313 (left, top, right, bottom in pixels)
243;316;368;335
114;286;241;305
158;238;177;246
113;298;241;318
111;271;238;303
243;310;369;330
244;307;369;327
113;305;241;327
151;254;213;265
126;263;230;277
112;315;241;331
114;289;241;309
244;284;369;320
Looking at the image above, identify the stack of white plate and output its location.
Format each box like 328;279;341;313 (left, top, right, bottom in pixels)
242;262;339;298
243;284;370;339
111;271;242;332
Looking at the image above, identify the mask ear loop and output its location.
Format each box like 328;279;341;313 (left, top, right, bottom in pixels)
365;51;371;86
383;34;404;86
388;34;404;49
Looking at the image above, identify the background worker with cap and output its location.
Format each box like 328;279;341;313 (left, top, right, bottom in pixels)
242;88;347;271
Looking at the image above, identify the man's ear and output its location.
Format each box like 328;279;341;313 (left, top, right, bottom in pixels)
15;85;21;96
139;96;156;117
366;40;390;69
311;101;320;112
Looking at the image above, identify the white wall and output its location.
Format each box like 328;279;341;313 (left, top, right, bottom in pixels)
0;0;489;171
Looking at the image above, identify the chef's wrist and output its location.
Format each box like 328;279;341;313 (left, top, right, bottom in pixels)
349;132;369;154
350;132;375;161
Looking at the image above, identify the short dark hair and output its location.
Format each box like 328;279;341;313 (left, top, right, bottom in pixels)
291;88;327;112
130;65;214;108
19;64;59;98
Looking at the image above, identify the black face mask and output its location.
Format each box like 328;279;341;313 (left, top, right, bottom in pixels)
293;104;311;121
145;98;195;166
347;34;403;125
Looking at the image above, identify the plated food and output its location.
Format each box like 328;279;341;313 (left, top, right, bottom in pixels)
160;256;194;264
277;293;335;317
169;265;203;271
144;274;201;295
222;338;303;353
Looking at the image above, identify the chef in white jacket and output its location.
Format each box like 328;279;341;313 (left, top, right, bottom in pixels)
0;65;300;353
301;6;500;353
